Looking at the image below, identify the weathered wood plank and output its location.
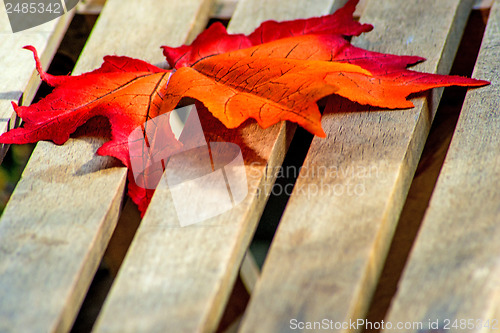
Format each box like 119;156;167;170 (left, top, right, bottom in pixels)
238;1;474;332
0;2;73;162
77;0;237;18
474;0;494;9
74;0;371;20
240;251;260;293
76;0;106;14
0;1;213;332
354;0;367;17
211;0;238;18
92;1;348;333
383;2;500;331
229;0;347;34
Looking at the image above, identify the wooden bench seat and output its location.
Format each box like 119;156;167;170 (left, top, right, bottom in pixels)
0;0;498;332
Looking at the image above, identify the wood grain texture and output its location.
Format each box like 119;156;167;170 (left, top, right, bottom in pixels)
78;0;238;18
76;0;106;14
229;0;348;34
474;0;494;9
91;1;346;333
211;0;238;18
0;0;213;332
0;1;73;162
240;251;260;293
238;1;475;332
354;0;367;17
383;2;500;331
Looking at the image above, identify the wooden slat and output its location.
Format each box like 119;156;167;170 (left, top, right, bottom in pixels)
354;0;368;17
383;2;500;330
77;0;239;20
238;0;475;332
474;0;494;9
0;1;213;332
91;1;349;333
211;0;238;18
74;0;366;20
76;0;106;14
0;1;73;162
240;251;260;293
228;0;347;34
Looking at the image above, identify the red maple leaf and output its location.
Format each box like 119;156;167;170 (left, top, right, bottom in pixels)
0;0;488;215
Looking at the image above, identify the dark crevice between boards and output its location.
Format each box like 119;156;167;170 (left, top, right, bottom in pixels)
71;198;141;333
214;124;315;332
185;13;313;330
249;124;316;268
362;8;489;333
216;276;251;332
247;86;329;267
215;83;321;332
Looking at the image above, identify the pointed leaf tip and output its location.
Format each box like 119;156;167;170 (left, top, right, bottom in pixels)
23;45;54;85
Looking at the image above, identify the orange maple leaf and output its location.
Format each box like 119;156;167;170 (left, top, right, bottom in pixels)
0;0;488;214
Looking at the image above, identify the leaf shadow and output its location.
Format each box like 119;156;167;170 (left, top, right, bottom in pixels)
324;91;431;116
71;116;123;176
0;91;23;100
196;103;268;167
